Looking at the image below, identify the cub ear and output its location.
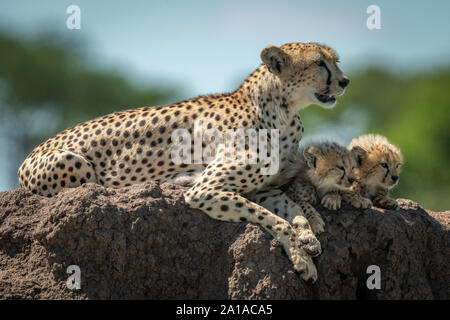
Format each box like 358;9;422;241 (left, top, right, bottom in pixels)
303;145;321;168
350;146;366;167
260;46;291;75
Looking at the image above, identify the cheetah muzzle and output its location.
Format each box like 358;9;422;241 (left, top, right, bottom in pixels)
314;92;336;104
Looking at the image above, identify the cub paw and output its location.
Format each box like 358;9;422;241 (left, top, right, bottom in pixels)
308;214;325;235
351;196;372;209
378;197;399;210
321;193;341;211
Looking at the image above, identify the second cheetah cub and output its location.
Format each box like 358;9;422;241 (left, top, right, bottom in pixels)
249;141;371;237
348;134;403;210
280;142;372;233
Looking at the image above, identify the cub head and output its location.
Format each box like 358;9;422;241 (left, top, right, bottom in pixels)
348;134;403;190
302;142;360;194
260;42;349;110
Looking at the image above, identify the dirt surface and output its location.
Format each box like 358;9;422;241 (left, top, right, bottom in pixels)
0;182;448;299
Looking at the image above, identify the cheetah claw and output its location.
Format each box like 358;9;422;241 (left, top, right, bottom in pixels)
351;197;372;209
297;229;322;257
321;193;341;211
289;246;318;283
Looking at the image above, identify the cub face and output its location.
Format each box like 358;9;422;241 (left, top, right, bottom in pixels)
348;134;403;191
302;142;362;193
260;42;349;110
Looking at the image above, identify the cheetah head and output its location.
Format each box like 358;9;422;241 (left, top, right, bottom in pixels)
260;42;349;109
303;142;360;194
348;134;403;191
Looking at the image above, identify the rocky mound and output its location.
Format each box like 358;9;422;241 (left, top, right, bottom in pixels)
0;182;448;299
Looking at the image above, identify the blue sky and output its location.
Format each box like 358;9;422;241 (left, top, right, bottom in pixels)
0;0;449;191
1;0;449;96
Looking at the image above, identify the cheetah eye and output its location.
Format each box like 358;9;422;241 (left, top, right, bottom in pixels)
337;165;345;172
381;163;388;169
316;60;325;67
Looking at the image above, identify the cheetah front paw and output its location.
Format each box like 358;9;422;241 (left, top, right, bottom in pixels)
376;197;399;210
292;216;322;257
351;196;372;209
321;193;341;211
298;229;322;257
275;222;318;283
288;246;318;283
307;214;325;235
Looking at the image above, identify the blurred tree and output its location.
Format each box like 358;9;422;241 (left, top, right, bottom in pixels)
0;31;178;188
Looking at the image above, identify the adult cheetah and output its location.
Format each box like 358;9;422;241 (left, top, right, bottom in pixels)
18;42;349;281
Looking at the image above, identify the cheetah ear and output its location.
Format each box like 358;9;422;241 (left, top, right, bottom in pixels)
350;146;366;167
260;46;291;75
303;145;321;168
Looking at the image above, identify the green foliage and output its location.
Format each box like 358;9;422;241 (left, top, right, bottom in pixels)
0;31;177;187
0;32;176;126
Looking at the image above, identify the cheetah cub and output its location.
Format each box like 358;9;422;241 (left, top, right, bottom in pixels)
348;134;403;210
281;142;372;232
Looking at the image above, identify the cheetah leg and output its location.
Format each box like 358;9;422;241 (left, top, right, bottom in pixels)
185;188;318;282
166;168;203;187
373;194;399;210
280;182;325;234
266;182;325;235
295;201;325;235
247;189;323;254
18;149;97;197
341;191;372;209
321;192;342;211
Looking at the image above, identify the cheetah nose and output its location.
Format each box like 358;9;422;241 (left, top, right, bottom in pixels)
339;78;350;88
392;176;399;182
348;177;355;184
